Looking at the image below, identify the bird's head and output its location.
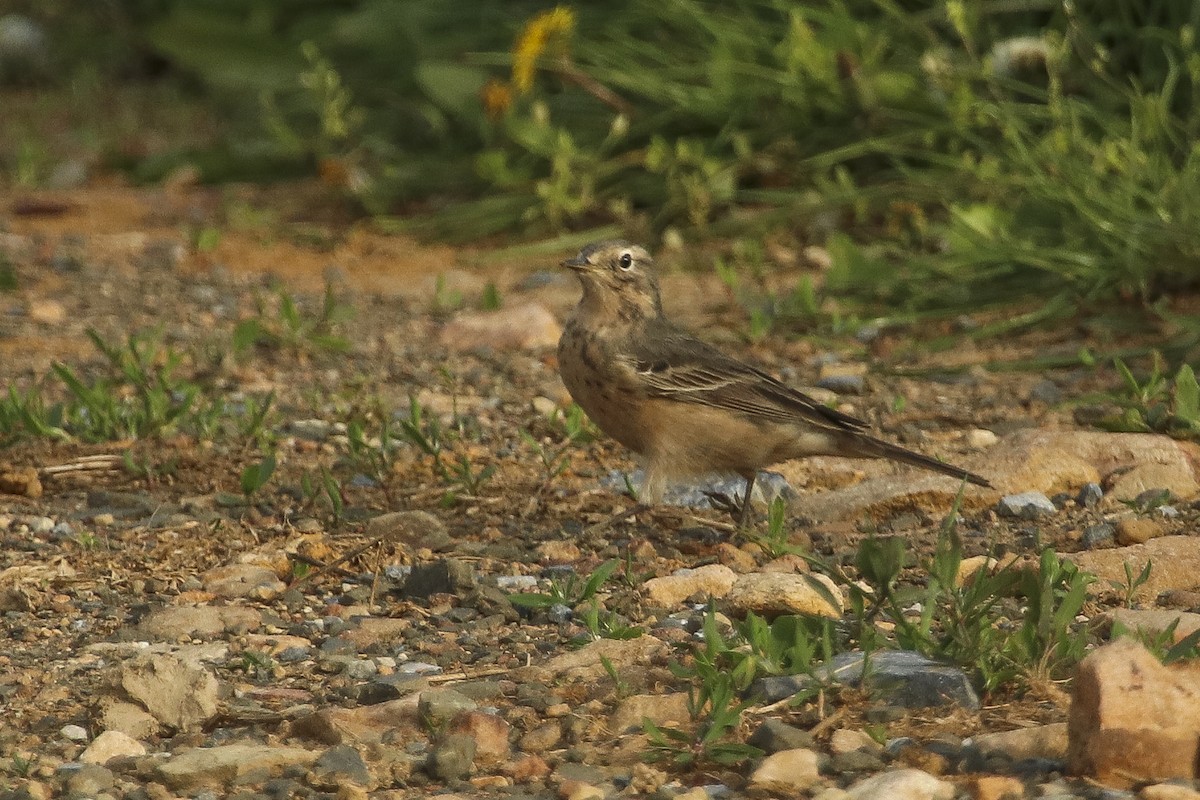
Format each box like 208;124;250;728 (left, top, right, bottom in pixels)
562;240;662;320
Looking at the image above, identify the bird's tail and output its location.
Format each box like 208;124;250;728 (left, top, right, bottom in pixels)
843;432;991;488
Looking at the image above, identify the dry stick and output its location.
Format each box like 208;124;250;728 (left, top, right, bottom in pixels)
554;57;633;115
807;705;847;739
288;536;385;589
40;455;124;476
425;666;511;685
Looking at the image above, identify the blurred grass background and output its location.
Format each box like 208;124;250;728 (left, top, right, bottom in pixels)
1;0;1198;322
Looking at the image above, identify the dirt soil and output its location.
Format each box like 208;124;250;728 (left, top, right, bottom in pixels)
1;181;1198;798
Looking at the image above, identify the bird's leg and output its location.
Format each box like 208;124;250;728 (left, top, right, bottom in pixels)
737;472;757;528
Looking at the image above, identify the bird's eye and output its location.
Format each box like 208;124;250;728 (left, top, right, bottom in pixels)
618;252;633;270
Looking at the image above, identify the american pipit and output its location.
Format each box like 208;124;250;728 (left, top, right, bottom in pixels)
557;239;990;526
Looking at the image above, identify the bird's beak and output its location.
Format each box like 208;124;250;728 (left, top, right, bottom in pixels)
561;254;589;271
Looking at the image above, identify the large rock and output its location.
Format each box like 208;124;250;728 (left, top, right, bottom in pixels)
117;653;219;732
1067;537;1200;604
970;723;1068;761
135;605;262;640
155;743;319;790
756;651;979;711
725;572;843;619
789;430;1199;523
642;564;737;607
1068;638;1200;787
532;636;669;681
846;768;954;800
747;748;822;794
290;695;422;745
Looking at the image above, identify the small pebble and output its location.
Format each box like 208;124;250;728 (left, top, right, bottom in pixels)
1028;379;1063;405
60;724;88;742
1081;523;1115;549
997;492;1056;519
965;429;998;449
1077;482;1104;509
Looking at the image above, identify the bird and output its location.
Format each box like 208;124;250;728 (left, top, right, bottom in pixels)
556;239;991;526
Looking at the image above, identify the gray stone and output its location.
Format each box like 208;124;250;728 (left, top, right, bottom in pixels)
1029;379;1063;406
748;718;816;754
832;748;887;774
427;733;476;781
418;688;477;727
817;373;865;394
405;559;476;598
1081;523;1115;549
1077;482;1104;509
997;491;1057;519
62;764;114;798
310;745;370;788
755;651;979;711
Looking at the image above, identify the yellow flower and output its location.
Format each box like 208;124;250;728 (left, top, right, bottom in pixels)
512;6;575;94
480;78;514;119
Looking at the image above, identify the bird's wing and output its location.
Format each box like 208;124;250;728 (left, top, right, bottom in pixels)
627;325;870;433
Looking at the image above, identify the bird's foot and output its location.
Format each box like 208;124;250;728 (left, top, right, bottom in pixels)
703;490;754;527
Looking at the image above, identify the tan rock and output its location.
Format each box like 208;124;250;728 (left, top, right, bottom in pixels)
968;775;1026;800
830;728;881;755
80;730;147;764
98;699;159;740
136;605;262;640
761;553;810;574
747;748;822;794
559;779;605;800
518;721;561;753
0;465;41;498
1068;638;1200;787
535;636;669;681
971;723;1068;761
1106;609;1200;644
506;754;550;783
1067;537;1200;604
716;542;758;572
726;572;842;619
791;430;1200;524
118;653;219;732
28;299;67;325
536;540;581;563
448;711;510;765
200;563;286;600
364;510;446;548
156;743;319;791
290;695;421;744
609;692;690;734
1110;462;1200;503
1116;517;1166;545
642;564;737;607
846;768;954;800
1141;784;1200;800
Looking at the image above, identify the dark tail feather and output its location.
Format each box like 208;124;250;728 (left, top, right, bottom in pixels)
846;433;992;488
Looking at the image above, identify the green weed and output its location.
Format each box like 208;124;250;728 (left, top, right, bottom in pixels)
1095;356;1200;438
233;283;352;357
240;452;277;499
508;558;618;612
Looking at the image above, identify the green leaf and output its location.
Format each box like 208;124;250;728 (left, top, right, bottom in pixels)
1174;364;1199;424
414;62;489;125
241;453;277;497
